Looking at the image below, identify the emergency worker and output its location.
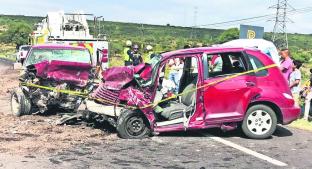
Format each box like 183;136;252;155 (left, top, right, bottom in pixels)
143;45;156;63
123;40;133;66
132;44;143;66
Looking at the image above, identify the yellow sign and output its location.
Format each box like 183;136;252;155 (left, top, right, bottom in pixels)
247;30;256;39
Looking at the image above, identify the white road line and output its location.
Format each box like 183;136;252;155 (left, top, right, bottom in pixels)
201;133;288;167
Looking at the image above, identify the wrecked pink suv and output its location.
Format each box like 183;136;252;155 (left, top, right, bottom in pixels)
88;47;300;139
12;45;300;139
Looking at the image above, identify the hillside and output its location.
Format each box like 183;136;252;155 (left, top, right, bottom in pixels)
0;14;311;60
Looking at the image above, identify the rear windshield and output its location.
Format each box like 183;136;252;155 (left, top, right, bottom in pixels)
25;48;91;66
21;46;31;51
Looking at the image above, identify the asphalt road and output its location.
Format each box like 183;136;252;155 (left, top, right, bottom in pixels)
1;127;312;169
0;59;312;169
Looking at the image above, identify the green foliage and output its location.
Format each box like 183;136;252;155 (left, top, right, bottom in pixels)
217;28;239;43
109;56;124;67
291;48;312;63
0;21;32;47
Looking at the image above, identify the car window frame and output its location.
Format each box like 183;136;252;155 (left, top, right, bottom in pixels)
245;52;269;77
203;51;251;80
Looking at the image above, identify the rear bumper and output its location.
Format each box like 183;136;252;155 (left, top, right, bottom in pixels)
281;106;301;125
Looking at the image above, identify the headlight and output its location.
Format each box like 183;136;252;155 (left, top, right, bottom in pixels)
283;93;293;99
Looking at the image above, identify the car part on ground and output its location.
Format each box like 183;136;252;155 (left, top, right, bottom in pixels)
11;88;32;116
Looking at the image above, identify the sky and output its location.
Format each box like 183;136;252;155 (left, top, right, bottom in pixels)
0;0;311;34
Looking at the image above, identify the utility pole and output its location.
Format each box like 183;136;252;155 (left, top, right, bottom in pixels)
270;0;293;49
190;6;198;39
97;16;103;37
141;23;145;39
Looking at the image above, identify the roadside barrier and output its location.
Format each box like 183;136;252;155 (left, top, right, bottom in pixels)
21;64;278;110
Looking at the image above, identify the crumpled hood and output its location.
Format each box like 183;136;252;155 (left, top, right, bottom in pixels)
92;63;153;109
102;66;135;90
33;60;92;87
102;63;148;90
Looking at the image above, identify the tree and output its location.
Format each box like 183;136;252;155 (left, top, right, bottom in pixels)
291;49;312;63
217;28;239;44
0;21;32;48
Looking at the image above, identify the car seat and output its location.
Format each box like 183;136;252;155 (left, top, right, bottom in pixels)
160;82;196;120
232;61;245;73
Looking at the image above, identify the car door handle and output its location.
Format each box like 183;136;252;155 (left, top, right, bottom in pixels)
246;81;256;87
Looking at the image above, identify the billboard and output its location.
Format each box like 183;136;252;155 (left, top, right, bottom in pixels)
240;25;264;39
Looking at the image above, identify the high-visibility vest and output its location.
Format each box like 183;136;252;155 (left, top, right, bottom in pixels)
142;51;152;63
123;47;131;61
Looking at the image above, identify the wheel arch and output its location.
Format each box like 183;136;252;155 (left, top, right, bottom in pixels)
248;101;283;124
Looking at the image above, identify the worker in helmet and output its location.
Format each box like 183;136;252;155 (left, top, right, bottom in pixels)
143;45;156;63
132;44;143;66
123;40;134;66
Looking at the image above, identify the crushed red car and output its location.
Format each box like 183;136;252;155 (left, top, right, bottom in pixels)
11;45;300;139
12;44;94;114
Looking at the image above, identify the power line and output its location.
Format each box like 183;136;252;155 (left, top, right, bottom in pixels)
198;14;273;27
197;6;312;28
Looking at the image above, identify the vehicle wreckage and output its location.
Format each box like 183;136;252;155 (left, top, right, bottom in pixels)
11;44;300;139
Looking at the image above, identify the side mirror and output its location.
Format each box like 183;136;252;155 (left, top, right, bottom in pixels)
13;62;23;70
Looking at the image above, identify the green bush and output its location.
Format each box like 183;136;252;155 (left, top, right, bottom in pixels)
0;21;32;48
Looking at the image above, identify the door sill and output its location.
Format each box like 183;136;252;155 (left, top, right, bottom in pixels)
156;118;184;127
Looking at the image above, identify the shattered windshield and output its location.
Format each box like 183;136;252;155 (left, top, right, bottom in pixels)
25;48;91;66
134;54;162;86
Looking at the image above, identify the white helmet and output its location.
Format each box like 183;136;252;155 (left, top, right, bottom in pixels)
146;45;153;50
126;40;132;47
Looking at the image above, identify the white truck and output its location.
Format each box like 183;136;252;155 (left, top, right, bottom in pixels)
30;11;109;69
16;45;31;64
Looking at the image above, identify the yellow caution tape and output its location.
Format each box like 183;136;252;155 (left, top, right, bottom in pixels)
21;64;278;110
140;64;278;109
20;82;138;109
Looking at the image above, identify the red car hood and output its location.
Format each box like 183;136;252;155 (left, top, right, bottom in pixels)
92;63;153;109
33;60;92;87
101;63;149;90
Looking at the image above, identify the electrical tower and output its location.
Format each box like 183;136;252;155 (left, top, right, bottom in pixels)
270;0;294;49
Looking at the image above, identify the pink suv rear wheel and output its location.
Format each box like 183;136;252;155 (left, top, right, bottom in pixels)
242;104;277;139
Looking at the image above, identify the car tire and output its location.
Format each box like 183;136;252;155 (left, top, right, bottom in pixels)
242;104;277;139
11;88;32;116
117;110;151;139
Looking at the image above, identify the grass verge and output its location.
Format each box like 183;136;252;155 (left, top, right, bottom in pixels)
109;56;123;67
289;119;312;131
0;54;16;62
